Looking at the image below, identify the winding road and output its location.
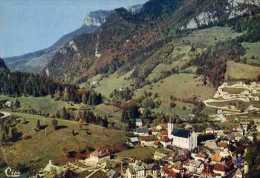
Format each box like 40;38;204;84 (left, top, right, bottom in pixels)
0;111;11;120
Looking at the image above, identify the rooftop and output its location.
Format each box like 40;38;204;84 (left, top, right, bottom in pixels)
172;128;192;138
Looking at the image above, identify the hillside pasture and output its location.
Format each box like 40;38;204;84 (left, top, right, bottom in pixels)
0;95;81;114
90;71;133;98
136;73;215;102
182;26;242;48
0;112;126;170
225;61;260;81
242;42;260;65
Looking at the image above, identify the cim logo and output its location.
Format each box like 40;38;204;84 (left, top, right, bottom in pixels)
4;167;21;178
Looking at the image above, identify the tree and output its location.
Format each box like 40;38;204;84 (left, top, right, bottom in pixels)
9;127;19;141
102;116;109;128
82;93;88;104
121;110;129;122
36;119;41;130
63;87;70;101
60;107;70;120
52;119;58;130
170;102;176;114
142;108;152;121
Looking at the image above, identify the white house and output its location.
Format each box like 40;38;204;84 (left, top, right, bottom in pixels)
135;119;143;128
126;162;146;178
126;161;160;178
134;128;149;136
168;122;197;151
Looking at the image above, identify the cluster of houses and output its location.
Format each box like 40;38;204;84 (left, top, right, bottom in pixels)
123;119;255;178
35;117;256;178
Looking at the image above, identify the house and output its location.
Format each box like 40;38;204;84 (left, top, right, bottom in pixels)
126;161;159;178
154;151;167;160
204;140;218;150
126;163;145;178
213;163;229;177
232;169;243;178
211;153;222;163
41;160;67;177
140;136;157;147
129;137;139;145
191;153;208;162
168;121;197;150
145;163;161;178
135;119;143;128
107;169;119;178
162;165;180;178
205;127;215;134
134;128;149;136
183;160;204;175
89;147;111;163
171;161;183;173
160;136;172;148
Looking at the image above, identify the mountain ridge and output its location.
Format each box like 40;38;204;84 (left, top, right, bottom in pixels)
42;0;260;84
4;9;112;73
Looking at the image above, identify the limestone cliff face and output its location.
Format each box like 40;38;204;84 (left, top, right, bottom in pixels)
83;10;111;27
183;0;260;30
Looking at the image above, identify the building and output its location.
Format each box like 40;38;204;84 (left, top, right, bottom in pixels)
168;121;197;150
40;160;67;177
135;119;143;128
232;169;243;178
89;147;111;163
140;136;157;147
213;163;229;177
126;161;160;178
183;159;204;175
134;127;149;136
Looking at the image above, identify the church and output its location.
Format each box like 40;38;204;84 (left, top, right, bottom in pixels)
167;121;198;151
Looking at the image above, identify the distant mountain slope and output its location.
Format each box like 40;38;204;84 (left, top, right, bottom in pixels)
43;0;260;84
0;57;8;71
4;10;112;73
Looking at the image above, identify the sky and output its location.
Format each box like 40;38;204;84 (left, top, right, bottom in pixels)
0;0;147;58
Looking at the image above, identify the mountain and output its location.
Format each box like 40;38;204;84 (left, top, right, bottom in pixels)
0;57;8;71
4;10;112;73
42;0;260;84
83;10;112;26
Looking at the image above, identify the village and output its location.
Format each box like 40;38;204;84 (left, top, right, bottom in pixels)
28;82;260;178
32;113;257;178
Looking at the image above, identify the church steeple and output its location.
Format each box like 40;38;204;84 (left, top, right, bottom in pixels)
167;117;174;139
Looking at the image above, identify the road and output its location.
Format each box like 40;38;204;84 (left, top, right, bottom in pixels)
0;111;11;120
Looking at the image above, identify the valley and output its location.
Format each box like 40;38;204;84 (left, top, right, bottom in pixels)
1;0;260;177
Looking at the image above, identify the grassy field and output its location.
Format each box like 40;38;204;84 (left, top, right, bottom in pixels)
242;42;260;65
146;45;198;82
135;73;215;116
94;104;126;128
153;101;194;116
0;112;126;170
0;95;82;114
183;26;241;48
222;87;246;94
225;61;260;81
86;71;133;98
136;73;215;102
116;146;156;160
